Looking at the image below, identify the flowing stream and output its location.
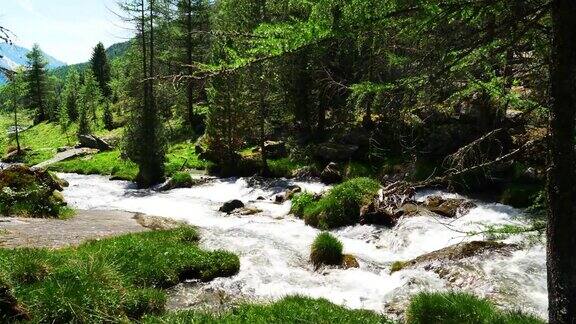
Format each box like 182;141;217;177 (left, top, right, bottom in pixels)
59;173;547;319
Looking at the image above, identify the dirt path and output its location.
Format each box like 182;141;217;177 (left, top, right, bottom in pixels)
0;210;179;249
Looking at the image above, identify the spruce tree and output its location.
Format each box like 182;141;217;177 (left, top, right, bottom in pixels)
25;44;50;124
90;42;112;99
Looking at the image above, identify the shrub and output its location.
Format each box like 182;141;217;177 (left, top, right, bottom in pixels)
290;192;316;218
310;232;343;268
405;292;544;324
304;178;380;229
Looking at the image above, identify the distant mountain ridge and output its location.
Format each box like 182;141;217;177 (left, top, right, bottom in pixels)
0;43;67;84
51;41;131;79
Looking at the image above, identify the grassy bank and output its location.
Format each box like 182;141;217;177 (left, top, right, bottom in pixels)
0;227;239;322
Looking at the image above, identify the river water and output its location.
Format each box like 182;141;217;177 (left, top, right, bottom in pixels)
59;173;547;319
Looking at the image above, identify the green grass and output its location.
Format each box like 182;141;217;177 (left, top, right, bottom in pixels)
0;228;240;322
290;192;316;218
165;143;210;175
310;232;344;268
405;292;545;324
142;296;392;324
303;178;381;229
50;143;211;182
49;150;138;181
268;158;308;178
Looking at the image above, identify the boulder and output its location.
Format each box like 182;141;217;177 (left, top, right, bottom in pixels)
78;135;112;151
264;140;287;159
276;185;302;204
314;143;359;161
360;200;401;227
219;200;245;214
423;196;476;218
390;241;517;273
320;162;343;184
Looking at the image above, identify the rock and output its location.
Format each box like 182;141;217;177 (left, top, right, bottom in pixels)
275;185;302;203
219;200;244;214
195;145;204;155
320;162;343;184
360;200;400;227
78;134;112;151
424;196;477;218
263;140;287;159
315;143;359;161
275;194;286;204
238;207;263;216
342;254;360;269
291;166;320;180
257;196;265;201
392;241;517;273
1;149;27;163
57;146;72;153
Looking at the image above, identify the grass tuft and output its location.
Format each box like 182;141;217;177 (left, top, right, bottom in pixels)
405;292;545;324
310;232;344;268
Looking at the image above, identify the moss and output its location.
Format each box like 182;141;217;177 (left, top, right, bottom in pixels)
290;192;316;218
310;232;344;268
0;227;240;322
390;261;408;274
405;292;544;324
344;161;376;179
268;158;308;178
304;178;380;229
142;296;392;323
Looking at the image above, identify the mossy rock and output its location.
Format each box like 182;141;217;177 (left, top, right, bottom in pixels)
500;183;542;208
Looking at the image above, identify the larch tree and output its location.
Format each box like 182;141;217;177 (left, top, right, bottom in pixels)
123;0;166;188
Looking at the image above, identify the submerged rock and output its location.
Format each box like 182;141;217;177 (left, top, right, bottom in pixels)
342;254;360;269
237;207;263;216
390;241;517;273
219;200;245;214
423;196;477;218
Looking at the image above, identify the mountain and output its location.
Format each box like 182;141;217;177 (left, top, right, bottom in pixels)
51;41;131;80
0;43;66;84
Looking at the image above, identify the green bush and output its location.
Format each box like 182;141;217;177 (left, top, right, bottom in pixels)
290;192;316;218
310;232;344;268
0;227;240;322
304;178;380;229
142;296;392;323
405;292;545;324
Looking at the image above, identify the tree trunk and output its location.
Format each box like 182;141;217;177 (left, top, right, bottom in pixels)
547;1;576;323
185;0;195;128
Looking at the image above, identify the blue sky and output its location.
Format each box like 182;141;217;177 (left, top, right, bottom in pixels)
0;0;134;64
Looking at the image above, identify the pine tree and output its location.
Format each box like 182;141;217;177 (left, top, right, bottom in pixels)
90;42;112;98
25;44;50;124
103;101;114;130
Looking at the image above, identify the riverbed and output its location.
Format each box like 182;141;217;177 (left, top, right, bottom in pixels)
59;173;547;319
